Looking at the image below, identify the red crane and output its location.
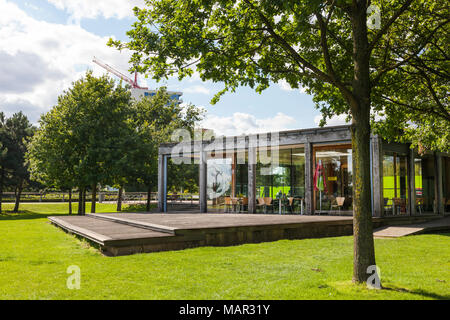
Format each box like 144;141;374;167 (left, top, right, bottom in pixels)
92;56;148;89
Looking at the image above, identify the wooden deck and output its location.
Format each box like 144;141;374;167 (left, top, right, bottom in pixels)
48;212;448;256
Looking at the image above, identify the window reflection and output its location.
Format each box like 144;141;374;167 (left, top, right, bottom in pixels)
443;157;450;213
382;153;408;215
206;151;248;213
256;146;305;214
415;155;435;213
313;145;352;215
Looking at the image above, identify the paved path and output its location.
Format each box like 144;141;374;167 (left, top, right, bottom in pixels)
373;216;450;238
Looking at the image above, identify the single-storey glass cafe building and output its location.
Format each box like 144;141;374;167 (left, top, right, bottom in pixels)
158;125;450;217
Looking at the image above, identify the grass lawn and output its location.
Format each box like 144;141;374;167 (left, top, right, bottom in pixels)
0;203;449;300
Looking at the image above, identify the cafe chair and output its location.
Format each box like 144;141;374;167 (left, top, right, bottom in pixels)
331;197;345;214
224;197;232;213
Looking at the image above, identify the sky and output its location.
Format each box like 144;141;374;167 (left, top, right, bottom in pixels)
0;0;348;136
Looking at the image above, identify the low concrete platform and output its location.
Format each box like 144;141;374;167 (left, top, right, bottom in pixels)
373;216;450;238
48;212;447;256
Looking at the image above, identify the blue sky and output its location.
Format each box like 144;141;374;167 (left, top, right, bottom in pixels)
1;0;346;135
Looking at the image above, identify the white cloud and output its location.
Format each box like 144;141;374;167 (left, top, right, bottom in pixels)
314;114;350;126
200;112;297;136
46;0;145;22
278;79;306;93
0;0;138;122
183;85;211;95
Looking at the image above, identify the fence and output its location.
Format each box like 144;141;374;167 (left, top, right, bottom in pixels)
2;191;199;204
1;191;159;203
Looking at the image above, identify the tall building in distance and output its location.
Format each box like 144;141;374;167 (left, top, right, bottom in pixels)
130;88;183;103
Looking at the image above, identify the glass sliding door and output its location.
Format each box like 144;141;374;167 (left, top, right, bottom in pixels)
415;154;436;213
382;152;409;215
255;146;305;214
206;150;248;213
167;153;200;211
313;145;353;215
443;156;450;213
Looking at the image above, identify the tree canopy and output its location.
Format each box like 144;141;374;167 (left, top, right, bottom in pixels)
0;111;35;212
110;0;449;283
27;72;204;214
27;71;135;214
129;87;203;210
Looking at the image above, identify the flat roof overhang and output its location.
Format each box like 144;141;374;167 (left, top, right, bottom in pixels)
159;124;354;155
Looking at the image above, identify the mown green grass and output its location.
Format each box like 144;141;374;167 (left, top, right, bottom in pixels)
0;203;449;299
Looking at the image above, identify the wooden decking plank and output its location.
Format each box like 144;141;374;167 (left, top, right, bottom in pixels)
49;215;174;243
94;212;352;230
49;216;113;244
87;213;176;234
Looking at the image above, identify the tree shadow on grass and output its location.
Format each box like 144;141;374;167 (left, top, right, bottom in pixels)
120;203;157;213
0;210;70;221
382;285;450;300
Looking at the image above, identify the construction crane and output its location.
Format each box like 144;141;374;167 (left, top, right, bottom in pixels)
92;56;148;89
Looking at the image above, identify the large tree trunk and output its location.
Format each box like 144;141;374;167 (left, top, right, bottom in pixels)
0;167;4;214
78;188;83;215
68;189;72;215
82;188;86;215
350;2;376;283
116;187;123;212
146;185;152;212
13;179;23;212
91;183;96;213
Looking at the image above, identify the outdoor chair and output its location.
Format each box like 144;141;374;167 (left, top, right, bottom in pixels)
224;197;232;213
331;197;345;214
383;198;393;215
393;198;407;215
288;197;295;213
256;197;266;213
240;197;248;212
416;197;424;214
263;197;273;213
231;197;239;212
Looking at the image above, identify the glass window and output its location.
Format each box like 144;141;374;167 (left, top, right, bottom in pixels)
382;153;409;215
313;145;352;215
256;146;305;214
443;157;450;213
415;155;436;213
167;153;199;211
207;151;248;213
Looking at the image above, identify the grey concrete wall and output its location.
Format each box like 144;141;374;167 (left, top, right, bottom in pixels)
408;148;416;215
304;142;314;214
157;154;165;212
199;149;207;213
371;136;383;217
248;146;257;213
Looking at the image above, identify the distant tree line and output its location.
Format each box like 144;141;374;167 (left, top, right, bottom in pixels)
0;112;36;213
0;71;203;214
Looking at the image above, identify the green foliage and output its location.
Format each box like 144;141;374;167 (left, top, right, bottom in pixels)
129;87;203;192
27;71;134;193
0;111;36;212
369;0;449;152
27;73;204;206
110;0;449;152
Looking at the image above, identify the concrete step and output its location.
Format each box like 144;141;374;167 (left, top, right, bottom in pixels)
373;216;450;238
